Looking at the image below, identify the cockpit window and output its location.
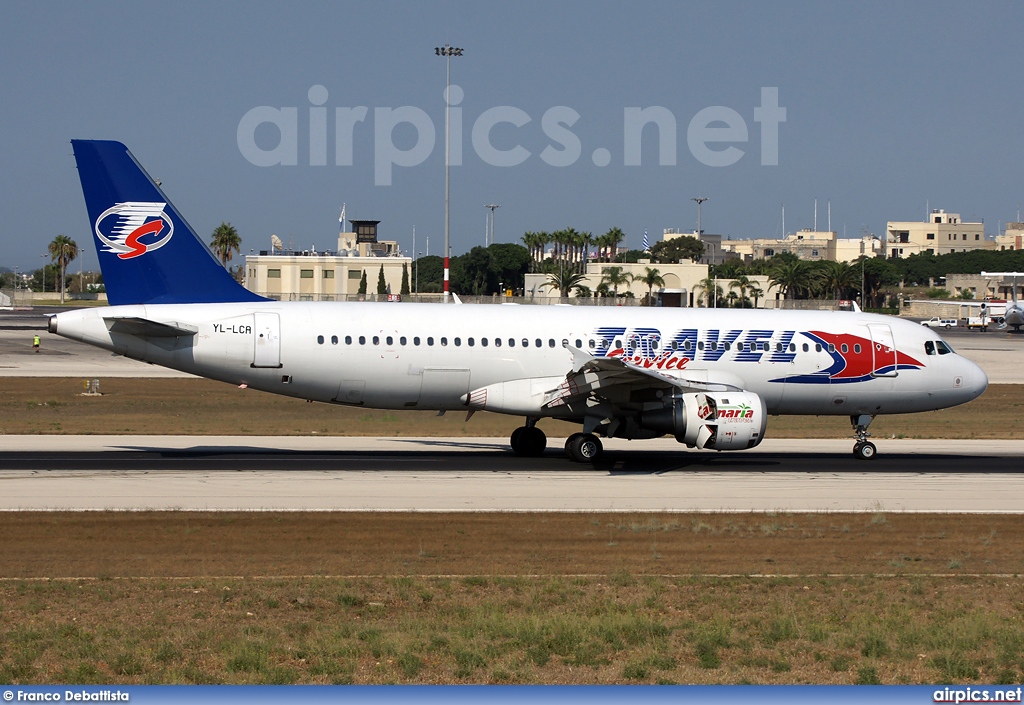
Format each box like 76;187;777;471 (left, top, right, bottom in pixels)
935;340;953;355
924;340;936;356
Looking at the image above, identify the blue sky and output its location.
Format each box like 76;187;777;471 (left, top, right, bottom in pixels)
2;1;1023;271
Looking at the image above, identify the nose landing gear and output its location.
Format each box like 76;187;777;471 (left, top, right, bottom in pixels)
851;414;876;460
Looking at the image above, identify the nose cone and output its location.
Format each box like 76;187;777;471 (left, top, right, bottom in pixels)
960;357;988;402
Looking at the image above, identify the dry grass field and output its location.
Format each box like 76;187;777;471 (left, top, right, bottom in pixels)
0;378;1020;438
1;512;1024;685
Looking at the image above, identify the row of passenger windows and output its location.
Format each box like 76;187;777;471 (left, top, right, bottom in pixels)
313;334;862;355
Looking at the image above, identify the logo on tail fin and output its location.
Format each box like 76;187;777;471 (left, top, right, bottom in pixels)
95;202;174;259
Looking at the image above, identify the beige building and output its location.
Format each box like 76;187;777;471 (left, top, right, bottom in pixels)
244;220;411;300
722;230;879;263
995;223;1024;251
886;209;992;258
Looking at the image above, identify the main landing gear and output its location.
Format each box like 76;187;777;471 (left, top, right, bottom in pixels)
564;433;603;463
509;420;604;463
510;419;546;457
851;414;876;460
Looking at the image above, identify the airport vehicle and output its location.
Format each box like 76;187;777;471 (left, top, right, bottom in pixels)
981;273;1024;331
921;317;958;329
49;140;988;462
964;316;989;331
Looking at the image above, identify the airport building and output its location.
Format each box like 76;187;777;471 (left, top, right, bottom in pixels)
244;219;411;300
995;222;1024;251
885;209;992;258
722;230;880;263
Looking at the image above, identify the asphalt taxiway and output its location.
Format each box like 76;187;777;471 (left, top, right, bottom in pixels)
1;436;1022;513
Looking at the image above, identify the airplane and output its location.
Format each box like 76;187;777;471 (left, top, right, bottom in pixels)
980;272;1024;331
49;140;988;462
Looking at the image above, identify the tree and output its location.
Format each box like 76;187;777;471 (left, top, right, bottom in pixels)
599;266;632;298
376;265;387;295
209;222;241;267
694;275;724;308
649;236;704;264
638;266;665;306
48;235;78;303
748;283;764;308
400;263;410;296
545;269;587;298
729;274;753;307
358;270;367;295
599;227;626;262
817;260;858;300
768;258;809;301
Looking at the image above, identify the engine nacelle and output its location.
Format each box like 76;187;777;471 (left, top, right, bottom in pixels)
638;391;767;450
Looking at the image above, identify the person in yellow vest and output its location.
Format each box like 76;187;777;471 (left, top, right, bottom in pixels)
33;334;40;353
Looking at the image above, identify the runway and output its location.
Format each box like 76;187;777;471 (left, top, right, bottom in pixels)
1;436;1022;513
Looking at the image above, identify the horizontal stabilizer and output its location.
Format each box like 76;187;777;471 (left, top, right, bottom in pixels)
104;316;198;338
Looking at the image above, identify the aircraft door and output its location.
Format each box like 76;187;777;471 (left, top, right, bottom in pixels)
868;323;898;377
252;312;281;368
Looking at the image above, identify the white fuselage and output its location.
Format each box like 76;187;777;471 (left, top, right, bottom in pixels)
51;302;988;421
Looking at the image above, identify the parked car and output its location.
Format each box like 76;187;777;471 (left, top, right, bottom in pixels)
920;317;958;329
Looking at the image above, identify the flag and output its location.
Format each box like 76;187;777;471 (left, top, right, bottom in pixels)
642;229;650;251
339;203;346;226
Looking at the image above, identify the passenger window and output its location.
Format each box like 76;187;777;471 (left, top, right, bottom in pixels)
427;337;434;346
711;342;718;351
468;337;475;347
763;342;770;351
828;344;835;353
815;343;822;352
522;339;528;347
386;336;393;346
697;341;704;351
331;335;338;345
614;339;622;348
494;338;501;347
802;343;809;352
776;343;782;352
684;341;692;351
482;338;488;347
373;336;380;345
317;335;324;344
455;337;462;346
535;339;542;348
589;339;596;349
789;343;796;352
561;339;568;348
854;344;861;353
414;337;420;346
359;335;366;345
575;339;582;348
652;340;659;350
440;337;448;346
508;339;515;347
840;343;848;353
549;339;556;348
400;336;407;346
723;342;730;351
345;335;352;345
924;341;936;355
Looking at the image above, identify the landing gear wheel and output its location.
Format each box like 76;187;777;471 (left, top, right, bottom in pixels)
853;441;876;460
511;426;546;457
567;433;603;463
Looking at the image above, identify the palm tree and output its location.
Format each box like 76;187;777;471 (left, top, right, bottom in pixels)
818;260;858;300
48;235;78;303
729;273;753;307
603;227;625;263
639;266;665;306
578;231;594;273
600;266;632;298
694;275;723;308
768;259;808;302
210;222;241;267
545;269;587;299
748;283;764;308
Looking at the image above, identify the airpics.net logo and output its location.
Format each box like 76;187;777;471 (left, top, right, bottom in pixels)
236;85;786;186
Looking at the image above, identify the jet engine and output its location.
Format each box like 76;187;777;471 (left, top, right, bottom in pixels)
637;391;766;450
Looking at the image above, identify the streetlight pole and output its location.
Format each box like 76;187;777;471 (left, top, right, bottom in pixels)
485;204;500;246
691;195;709;260
40;254;45;294
435;44;464;302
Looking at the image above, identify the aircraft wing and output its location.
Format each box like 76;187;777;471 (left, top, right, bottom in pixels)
543;345;745;409
103;316;198;338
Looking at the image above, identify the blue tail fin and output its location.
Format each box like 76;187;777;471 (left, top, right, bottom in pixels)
72;140;266;305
